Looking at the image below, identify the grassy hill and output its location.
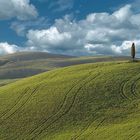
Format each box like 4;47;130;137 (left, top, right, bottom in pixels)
0;51;131;80
0;61;140;140
1;51;73;62
0;52;74;79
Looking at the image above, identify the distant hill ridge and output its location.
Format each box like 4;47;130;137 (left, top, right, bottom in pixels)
0;51;74;62
0;52;132;80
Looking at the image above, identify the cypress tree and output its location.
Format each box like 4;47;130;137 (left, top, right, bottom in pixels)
131;42;135;61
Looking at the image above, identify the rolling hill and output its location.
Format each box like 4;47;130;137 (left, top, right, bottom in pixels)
0;52;74;79
0;51;131;80
0;61;140;140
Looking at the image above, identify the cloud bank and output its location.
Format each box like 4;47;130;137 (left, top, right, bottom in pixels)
0;42;19;55
0;0;38;20
24;4;140;56
2;4;140;56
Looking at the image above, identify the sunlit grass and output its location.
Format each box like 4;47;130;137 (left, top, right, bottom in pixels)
0;61;140;139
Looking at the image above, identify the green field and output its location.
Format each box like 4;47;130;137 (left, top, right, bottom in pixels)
0;61;140;140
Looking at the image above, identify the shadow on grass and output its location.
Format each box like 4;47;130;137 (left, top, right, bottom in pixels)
128;59;140;63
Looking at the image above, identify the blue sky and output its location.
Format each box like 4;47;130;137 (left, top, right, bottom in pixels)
0;0;139;56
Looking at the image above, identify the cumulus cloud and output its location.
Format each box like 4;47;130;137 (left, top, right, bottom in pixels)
26;27;74;53
0;0;38;20
2;4;140;56
11;17;48;36
24;4;140;56
0;42;20;55
113;5;132;22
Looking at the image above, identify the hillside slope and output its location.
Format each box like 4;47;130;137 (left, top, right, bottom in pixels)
1;51;73;62
0;51;130;79
0;61;140;140
0;52;74;79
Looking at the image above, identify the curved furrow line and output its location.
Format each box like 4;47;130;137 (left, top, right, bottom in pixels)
71;108;101;140
94;118;106;130
74;78;135;139
31;73;100;140
4;73;63;140
131;81;138;98
0;71;58;124
25;71;95;138
12;71;96;140
73;118;106;140
81;118;106;140
131;77;140;97
71;87;103;140
26;76;90;136
71;117;99;140
77;76;140;140
119;80;131;100
0;85;41;126
0;87;30;120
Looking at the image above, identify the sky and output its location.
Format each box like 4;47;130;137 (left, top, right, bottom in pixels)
0;0;140;56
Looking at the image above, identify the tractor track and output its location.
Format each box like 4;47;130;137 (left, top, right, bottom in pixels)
71;111;100;140
72;78;132;139
33;73;140;140
26;71;96;138
119;76;140;100
15;74;91;140
130;77;140;97
87;118;106;137
0;85;40;126
72;117;106;140
94;118;106;130
73;74;136;140
70;86;103;140
2;72;65;140
74;76;132;140
28;72;100;140
0;72;58;127
11;71;98;140
71;117;99;140
0;87;30;120
119;80;131;100
32;74;99;140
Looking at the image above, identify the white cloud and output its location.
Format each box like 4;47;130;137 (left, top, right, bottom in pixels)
22;4;140;56
113;5;132;22
0;42;20;55
11;17;48;36
0;0;38;20
112;40;140;55
111;41;131;54
26;26;77;54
